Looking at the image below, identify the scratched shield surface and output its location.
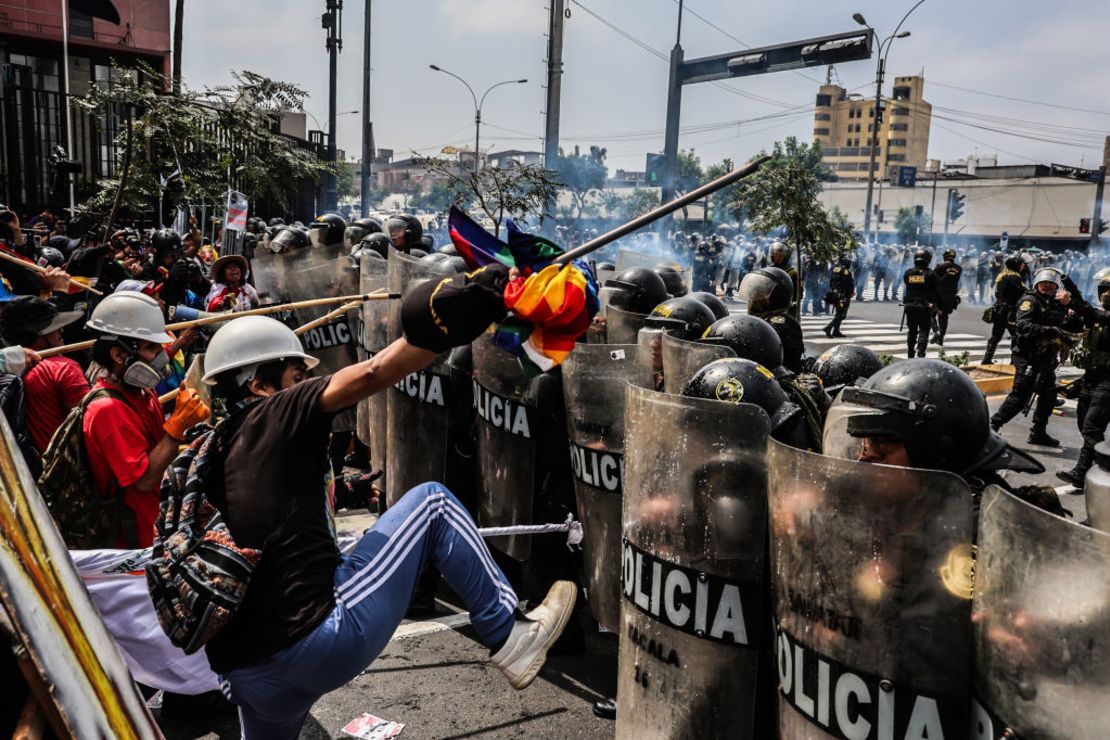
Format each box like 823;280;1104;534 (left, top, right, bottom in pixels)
617;385;770;739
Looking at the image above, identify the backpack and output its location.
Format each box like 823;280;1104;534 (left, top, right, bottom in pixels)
146;415;262;654
38;387;134;548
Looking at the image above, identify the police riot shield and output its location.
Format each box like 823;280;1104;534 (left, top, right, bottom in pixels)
617;385;770;739
251;244;360;431
661;333;737;395
473;335;537;560
636;327;664;391
562;344;638;632
607;305;648;345
767;439;975;739
385;248;456;506
356;255;389;462
616;248;658;274
972;485;1110;740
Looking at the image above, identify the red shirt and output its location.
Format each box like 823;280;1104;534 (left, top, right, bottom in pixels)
23;356;90;454
82;379;165;547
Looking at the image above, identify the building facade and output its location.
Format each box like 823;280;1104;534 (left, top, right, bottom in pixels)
813;75;932;182
0;0;170;213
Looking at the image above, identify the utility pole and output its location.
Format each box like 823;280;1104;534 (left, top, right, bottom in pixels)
928;172;938;247
1091;166;1106;249
942;189;951;247
542;0;566;226
323;0;343;214
660;1;685;232
360;0;373;217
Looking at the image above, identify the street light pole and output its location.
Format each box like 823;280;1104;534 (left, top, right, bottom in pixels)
855;0;924;245
430;65;527;173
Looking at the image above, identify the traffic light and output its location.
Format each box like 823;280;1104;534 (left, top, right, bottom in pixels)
1080;218;1091;234
1100;219;1109;236
645;153;665;185
947;190;965;222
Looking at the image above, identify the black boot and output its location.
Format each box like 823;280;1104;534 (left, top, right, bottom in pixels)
981;340;997;365
1027;425;1060;447
824;324;833;338
1056;468;1085;488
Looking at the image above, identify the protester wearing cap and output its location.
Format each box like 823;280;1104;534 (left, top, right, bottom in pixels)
206;254;258;312
82;292;210;546
0;296;89;454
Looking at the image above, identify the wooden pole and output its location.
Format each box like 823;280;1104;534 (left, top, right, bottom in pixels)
39;290;397;358
158;300;363;405
0;251;104;296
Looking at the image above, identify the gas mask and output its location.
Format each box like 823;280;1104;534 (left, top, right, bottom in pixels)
1100;290;1110;310
122;349;170;389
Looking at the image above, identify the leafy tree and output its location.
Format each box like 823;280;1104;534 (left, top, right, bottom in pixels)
674;149;705;221
623;188;660;219
704;158;744;224
413;156;563;237
75;63;329;228
336;162;357;201
894;206;931;245
734;137;855;312
410;181;456;214
556;145;607;220
598;189;625;220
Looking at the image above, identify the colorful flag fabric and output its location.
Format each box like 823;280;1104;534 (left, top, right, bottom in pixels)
448;206;514;269
224;190;248;232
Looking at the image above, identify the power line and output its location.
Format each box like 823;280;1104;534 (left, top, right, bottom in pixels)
929;80;1110;118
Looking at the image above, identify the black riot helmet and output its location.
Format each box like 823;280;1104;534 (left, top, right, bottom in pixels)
652;264;688;297
1004;254;1024;271
386;215;424;251
943;248;957;261
605;267;669;315
151;228;182;255
825;358;1043;476
738;266;794;314
688;291;729;320
358;232;393;259
913;248;933;268
444;256;469;273
309;212;348;248
595;260;616;272
268;225;310;254
408;248;428;258
343;217;383;252
811;344;884;390
699;315;783;370
437;243;459;256
1094;267;1110;299
420;233;436;251
644;296;716;341
682;358;806;446
267;217;286;228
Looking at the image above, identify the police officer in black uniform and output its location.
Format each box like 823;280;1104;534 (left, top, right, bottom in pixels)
902;249;937;359
739;266;805;373
980;255;1027;365
1058;268;1110;486
930;248;962;346
769;241;801;304
990;267;1080;446
824;256;855;338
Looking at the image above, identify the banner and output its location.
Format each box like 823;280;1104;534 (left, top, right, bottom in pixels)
224;190;249;232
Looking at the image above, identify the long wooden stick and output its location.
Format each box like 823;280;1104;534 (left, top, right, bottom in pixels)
39;290;396;358
553;156;771;265
158;300;362;405
0;250;104;296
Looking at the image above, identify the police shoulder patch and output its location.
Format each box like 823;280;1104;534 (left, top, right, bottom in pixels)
1020;300;1033;311
770;316;785;324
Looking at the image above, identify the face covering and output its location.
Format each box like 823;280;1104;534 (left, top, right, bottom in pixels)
1101;291;1110;310
122;350;169;389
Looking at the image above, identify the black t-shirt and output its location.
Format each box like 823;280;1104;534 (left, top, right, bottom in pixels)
205;376;341;673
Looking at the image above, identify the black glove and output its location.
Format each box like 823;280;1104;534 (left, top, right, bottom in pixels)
401;264;509;352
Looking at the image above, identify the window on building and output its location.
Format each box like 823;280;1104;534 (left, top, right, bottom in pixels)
7;54;60;91
816;94;832;106
845;138;852;146
893;86;911;101
891;123;909;132
815;113;831;121
892;107;910;116
889;139;907;147
887;154;907;162
69;9;94;39
813;128;830;136
868;108;874;117
853;138;860;147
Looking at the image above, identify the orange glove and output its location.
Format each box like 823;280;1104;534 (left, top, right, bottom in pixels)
163;388;210;441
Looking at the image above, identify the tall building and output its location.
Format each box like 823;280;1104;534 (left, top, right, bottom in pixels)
812;75;932;182
0;0;171;212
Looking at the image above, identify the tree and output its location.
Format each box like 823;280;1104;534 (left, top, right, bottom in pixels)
734;137;855;313
335;162;357;202
622;188;660;219
675;149;704;220
894;206;931;245
598;189;624;220
704;158;744;224
75;64;331;226
412;156;562;237
555;145;607;220
410;181;455;214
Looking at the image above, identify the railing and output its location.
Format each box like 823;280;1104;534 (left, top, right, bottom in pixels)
0;14;135;47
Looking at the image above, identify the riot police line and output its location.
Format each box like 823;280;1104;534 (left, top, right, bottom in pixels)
264;223;1107;740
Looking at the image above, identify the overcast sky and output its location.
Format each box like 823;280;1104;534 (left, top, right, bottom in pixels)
182;0;1110;175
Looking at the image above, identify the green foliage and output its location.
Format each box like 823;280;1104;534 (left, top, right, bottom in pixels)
75;64;329;222
622;188;660;219
936;349;971;368
879;353;896;367
734;137;856;308
598;189;625;220
704;158;742;224
413;156;563;237
556;146;607;219
409;181;458;214
675;149;704;193
336;162;357;201
894;206;931;245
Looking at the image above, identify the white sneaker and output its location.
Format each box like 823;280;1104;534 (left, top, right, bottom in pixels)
490;580;577;690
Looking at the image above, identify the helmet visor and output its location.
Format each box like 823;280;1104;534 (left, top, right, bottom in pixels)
308;225;329;250
269;229;304;254
822;396;887;462
343;225;367;252
738;272;778;304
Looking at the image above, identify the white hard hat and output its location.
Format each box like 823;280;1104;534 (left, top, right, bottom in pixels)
202;315;319;386
86;292;173;344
